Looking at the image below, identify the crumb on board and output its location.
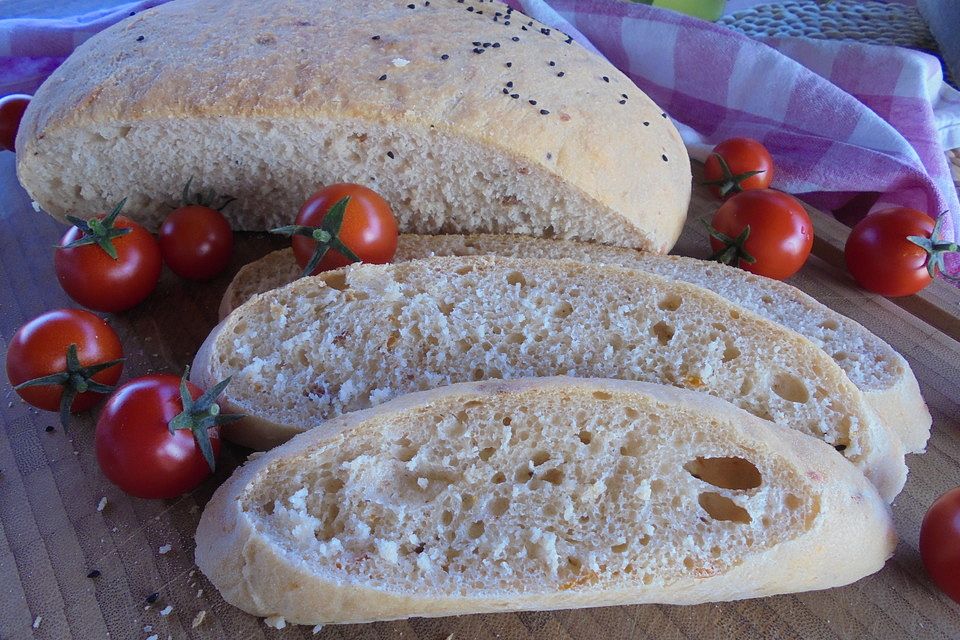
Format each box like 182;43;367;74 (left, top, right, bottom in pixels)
146;635;159;640
158;544;172;555
192;611;206;628
32;616;41;629
264;615;287;629
196;588;203;598
97;497;108;512
159;605;173;617
313;624;325;634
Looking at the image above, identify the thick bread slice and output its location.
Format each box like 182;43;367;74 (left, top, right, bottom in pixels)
16;0;689;253
193;255;907;500
195;378;896;625
221;235;930;454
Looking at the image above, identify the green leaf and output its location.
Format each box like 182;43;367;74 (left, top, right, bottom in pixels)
319;197;351;235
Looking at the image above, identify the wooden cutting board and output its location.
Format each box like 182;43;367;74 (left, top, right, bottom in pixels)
1;153;958;640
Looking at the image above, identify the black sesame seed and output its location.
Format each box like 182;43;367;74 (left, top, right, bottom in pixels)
528;21;534;26
473;41;481;46
505;62;512;67
504;21;511;25
602;76;610;82
834;444;847;452
548;61;556;66
146;593;159;604
529;99;537;105
506;81;513;87
387;151;395;159
467;6;473;11
441;54;449;60
643;121;650;126
540;28;551;35
502;88;509;94
493;16;498;22
521;25;528;31
406;3;415;8
621;93;628;99
476;9;483;13
87;570;101;579
483;42;490;47
425;0;430;5
45;425;54;433
618;100;626;105
492;42;500;48
495;11;502;16
661;154;668;162
457;0;463;3
511;36;519;42
540;109;550;115
136;35;144;42
378;74;387;81
661;112;667;118
557;71;565;77
371;35;381;40
565;36;574;44
511;94;519;99
473;47;483;54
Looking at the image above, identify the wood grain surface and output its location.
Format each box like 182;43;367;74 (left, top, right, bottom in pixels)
1;152;959;640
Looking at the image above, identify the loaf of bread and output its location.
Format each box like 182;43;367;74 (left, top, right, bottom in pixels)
195;377;896;625
16;0;690;253
192;255;906;501
220;234;930;454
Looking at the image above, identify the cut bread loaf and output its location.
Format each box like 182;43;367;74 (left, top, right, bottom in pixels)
16;0;689;253
193;255;907;501
221;234;930;454
195;377;896;625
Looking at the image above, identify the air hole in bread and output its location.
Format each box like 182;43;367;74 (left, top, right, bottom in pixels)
739;377;755;396
642;573;654;585
711;322;727;332
542;468;564;485
772;372;810;404
472;368;485;381
619;439;642;458
578;430;593;445
515;466;534;483
592;390;613;401
386;331;401;349
438;302;454;316
233;320;248;334
682;556;695;570
684;456;762;490
441;510;454;526
489;496;510;517
819;319;839;330
479;447;496;462
729;309;741;320
506;271;526;287
761;295;774;304
698;492;751;523
506;332;525;344
611;542;629;553
261;501;275;515
455;265;473;275
657;293;683;311
491;471;506;484
319;272;348;291
650;321;675;346
567;556;582;572
722;343;741;362
554;301;574;318
468;521;485;539
624;407;639;419
532;451;550;466
650;479;666;494
502;416;512;426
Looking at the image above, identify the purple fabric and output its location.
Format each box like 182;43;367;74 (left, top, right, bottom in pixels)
1;0;958;276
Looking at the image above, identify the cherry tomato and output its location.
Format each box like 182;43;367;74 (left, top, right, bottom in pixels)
703;137;774;199
159;205;234;280
708;189;813;280
5;309;123;422
0;94;31;152
920;487;960;605
55;201;162;312
844;207;956;297
95;374;224;499
281;183;398;276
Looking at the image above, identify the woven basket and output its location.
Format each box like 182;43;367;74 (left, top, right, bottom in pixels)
717;0;959;197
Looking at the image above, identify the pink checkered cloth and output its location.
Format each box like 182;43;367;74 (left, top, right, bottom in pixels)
2;0;958;276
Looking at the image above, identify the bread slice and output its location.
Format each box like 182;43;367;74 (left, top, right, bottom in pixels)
193;255;906;500
195;377;896;625
16;0;689;253
220;235;930;454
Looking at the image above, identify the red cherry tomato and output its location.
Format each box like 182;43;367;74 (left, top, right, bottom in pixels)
0;94;31;152
95;374;222;499
289;183;398;275
159;205;234;280
55;203;162;312
920;487;960;605
703;137;774;199
5;309;123;417
708;189;813;280
844;207;948;297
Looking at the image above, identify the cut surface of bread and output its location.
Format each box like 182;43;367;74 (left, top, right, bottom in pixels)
17;0;689;252
194;255;906;500
220;234;929;454
195;378;895;625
